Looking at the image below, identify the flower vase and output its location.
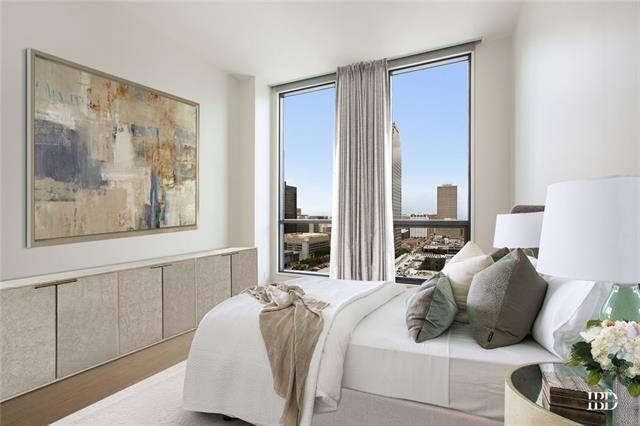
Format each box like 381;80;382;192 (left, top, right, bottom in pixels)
612;378;640;426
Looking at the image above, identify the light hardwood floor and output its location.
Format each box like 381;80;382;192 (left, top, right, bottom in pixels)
0;331;195;426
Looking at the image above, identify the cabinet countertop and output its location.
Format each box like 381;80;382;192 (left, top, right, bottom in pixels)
0;247;255;291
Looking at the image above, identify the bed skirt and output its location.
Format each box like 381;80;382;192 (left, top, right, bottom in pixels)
312;388;502;426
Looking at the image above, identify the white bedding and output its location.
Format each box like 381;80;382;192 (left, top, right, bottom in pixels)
182;276;403;426
343;287;561;420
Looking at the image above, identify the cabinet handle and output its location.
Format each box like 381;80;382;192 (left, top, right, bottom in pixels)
222;252;239;257
150;263;172;269
34;278;78;289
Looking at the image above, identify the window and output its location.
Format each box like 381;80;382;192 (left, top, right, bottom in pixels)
391;55;471;283
277;49;472;281
278;84;335;274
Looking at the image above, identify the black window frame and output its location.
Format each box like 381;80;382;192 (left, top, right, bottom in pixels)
277;82;336;277
276;47;474;283
390;53;472;283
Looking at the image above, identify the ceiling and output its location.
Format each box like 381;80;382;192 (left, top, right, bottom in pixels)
120;1;522;85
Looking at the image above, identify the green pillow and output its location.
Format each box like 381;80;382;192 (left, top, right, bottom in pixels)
467;249;547;349
490;247;510;262
405;274;439;340
405;275;458;342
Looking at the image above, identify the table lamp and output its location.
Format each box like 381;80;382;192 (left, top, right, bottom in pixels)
537;176;640;321
493;212;544;256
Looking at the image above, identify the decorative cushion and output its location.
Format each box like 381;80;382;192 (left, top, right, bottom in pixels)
405;274;458;342
467;249;548;348
405;275;439;339
532;277;610;360
490;247;510;262
448;241;485;264
441;254;494;323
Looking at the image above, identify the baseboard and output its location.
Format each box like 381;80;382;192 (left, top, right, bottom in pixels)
0;331;195;426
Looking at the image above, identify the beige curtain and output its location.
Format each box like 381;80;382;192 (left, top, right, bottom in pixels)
329;59;395;281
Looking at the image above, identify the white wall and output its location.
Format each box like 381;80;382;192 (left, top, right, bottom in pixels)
474;37;515;252
513;2;640;204
1;3;231;280
225;76;271;285
227;75;255;248
254;80;272;285
0;1;4;279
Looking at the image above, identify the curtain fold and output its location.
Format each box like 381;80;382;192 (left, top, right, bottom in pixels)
329;59;395;281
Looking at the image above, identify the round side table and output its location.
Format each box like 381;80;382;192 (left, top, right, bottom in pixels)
505;363;582;426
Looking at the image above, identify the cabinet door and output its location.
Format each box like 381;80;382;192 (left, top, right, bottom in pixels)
163;260;196;338
0;286;56;400
231;249;258;296
57;273;118;378
118;267;163;354
195;255;231;323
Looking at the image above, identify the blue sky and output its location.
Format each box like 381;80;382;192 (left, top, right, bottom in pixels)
283;59;469;219
283;88;335;217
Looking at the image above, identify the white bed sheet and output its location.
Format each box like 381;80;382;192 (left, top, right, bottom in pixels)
342;287;560;420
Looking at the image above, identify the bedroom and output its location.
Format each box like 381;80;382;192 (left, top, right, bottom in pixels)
0;1;639;425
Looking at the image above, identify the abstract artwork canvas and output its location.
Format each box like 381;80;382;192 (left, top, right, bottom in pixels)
27;50;198;246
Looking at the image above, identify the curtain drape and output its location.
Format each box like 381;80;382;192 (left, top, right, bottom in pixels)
329;59;395;281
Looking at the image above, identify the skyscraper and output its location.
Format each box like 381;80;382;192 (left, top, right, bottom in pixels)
392;123;402;252
436;184;463;239
437;184;457;220
284;183;297;234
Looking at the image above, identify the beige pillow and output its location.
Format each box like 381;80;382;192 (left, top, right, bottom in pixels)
448;241;485;264
442;254;494;322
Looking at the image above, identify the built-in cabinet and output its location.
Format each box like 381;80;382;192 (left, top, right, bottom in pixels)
0;247;257;402
0;285;56;401
162;260;196;338
118;267;163;355
231;249;258;296
57;273;119;378
195;254;231;323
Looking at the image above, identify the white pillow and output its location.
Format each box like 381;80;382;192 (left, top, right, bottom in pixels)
532;277;610;360
442;254;494;323
448;241;485;264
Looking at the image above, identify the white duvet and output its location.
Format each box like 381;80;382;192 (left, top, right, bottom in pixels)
182;276;403;426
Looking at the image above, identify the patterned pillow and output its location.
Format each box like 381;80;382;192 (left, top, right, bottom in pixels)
406;274;458;342
467;249;548;348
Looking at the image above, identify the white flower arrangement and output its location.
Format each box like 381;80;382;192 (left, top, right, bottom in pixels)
570;320;640;397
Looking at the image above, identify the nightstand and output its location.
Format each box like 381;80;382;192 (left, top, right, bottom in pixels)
505;363;585;426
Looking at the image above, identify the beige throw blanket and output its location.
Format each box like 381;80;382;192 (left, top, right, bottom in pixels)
245;284;329;426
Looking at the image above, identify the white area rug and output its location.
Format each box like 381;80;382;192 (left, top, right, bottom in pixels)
53;362;251;425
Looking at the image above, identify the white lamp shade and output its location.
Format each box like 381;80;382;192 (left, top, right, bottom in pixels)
537;176;640;283
493;212;544;249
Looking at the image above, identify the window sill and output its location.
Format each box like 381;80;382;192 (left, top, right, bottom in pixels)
274;269;428;286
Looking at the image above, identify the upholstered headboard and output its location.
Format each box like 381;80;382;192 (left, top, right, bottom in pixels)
510;205;545;214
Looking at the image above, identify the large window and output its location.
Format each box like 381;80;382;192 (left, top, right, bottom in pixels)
278;51;472;282
278;84;335;274
391;56;471;283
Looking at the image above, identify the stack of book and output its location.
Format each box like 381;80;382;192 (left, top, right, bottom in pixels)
541;370;606;426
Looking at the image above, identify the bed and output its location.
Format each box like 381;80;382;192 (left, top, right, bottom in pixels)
183;277;559;426
336;288;559;422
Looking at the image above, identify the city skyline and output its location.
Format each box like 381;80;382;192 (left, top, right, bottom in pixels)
284;181;459;223
282;59;469;218
282;180;464;277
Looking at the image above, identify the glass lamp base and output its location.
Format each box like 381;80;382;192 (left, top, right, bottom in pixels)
599;283;640;321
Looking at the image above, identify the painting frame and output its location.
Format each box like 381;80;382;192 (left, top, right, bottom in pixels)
26;49;199;247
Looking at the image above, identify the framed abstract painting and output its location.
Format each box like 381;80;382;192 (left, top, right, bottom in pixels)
27;49;199;247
